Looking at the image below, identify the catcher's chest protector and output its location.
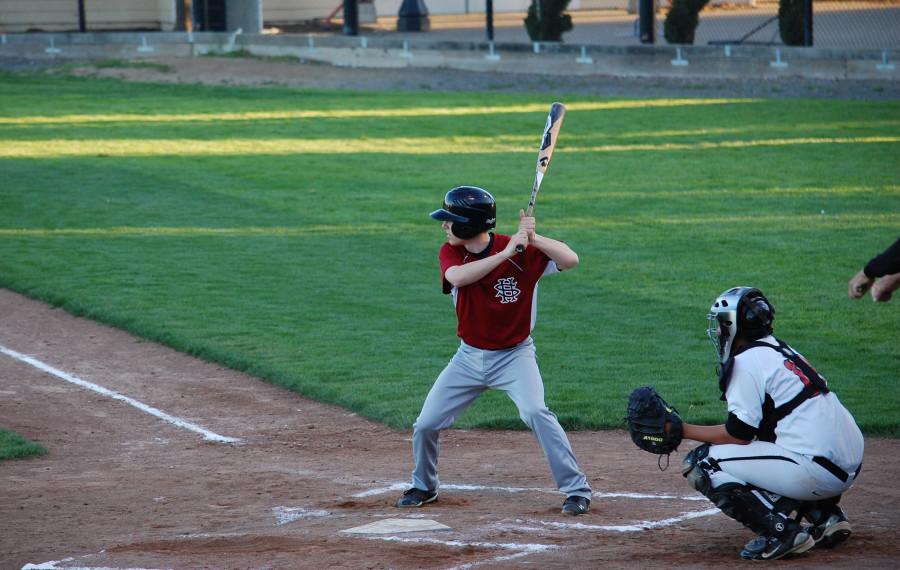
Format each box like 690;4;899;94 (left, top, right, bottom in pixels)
720;338;830;442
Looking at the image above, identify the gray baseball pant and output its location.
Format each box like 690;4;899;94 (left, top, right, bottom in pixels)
410;337;592;498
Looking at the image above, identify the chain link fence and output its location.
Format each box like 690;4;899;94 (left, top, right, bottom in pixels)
662;0;900;49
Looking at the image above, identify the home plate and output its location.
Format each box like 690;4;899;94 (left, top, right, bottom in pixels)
342;518;452;534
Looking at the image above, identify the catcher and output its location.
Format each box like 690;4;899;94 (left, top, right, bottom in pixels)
626;286;864;561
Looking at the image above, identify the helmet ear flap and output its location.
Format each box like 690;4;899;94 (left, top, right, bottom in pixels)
450;222;479;240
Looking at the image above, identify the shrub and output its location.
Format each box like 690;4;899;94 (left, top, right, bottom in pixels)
524;0;573;42
664;0;710;45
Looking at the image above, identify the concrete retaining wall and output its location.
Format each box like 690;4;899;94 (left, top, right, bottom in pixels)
0;31;896;81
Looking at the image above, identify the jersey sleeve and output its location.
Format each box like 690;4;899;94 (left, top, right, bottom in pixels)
438;243;465;294
525;244;553;281
864;237;900;278
725;352;766;430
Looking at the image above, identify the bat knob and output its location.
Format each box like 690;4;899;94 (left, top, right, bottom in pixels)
515;244;525;253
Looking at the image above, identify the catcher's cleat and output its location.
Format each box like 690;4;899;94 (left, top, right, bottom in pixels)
561;495;590;516
739;528;814;561
396;487;437;508
809;511;851;549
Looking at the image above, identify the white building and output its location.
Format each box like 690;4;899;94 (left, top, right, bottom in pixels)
0;0;599;33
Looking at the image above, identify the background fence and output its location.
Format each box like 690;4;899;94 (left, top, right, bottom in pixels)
683;0;900;49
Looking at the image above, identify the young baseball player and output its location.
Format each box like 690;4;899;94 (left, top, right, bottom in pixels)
397;185;593;515
680;286;864;561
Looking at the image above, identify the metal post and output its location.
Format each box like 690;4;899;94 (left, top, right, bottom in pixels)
486;0;494;42
638;0;655;44
344;0;359;36
175;0;186;31
77;0;86;32
802;0;813;46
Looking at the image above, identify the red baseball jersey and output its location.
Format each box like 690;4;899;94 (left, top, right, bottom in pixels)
439;233;559;350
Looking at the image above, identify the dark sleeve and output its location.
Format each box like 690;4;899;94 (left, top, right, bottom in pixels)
725;412;757;442
864;238;900;278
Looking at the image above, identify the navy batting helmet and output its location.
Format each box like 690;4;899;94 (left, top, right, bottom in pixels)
430;186;497;240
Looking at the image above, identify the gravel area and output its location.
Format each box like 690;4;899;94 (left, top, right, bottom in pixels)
1;54;898;100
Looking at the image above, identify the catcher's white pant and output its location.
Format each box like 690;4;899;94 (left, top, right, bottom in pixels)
409;338;591;498
706;441;860;500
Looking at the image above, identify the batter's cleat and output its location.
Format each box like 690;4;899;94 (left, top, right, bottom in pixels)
561;495;590;516
809;511;852;549
396;487;437;508
738;528;815;561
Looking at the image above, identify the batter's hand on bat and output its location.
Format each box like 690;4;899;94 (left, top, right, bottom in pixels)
505;230;529;256
519;209;536;244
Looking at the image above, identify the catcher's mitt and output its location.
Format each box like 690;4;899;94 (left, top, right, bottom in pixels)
625;386;684;456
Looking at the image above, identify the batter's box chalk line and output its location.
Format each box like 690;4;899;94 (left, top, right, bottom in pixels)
272;505;331;525
0;344;241;444
529;506;721;533
355;481;706;502
361;536;559;570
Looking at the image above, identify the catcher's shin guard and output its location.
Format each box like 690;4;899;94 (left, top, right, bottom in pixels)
681;444;800;539
709;483;802;538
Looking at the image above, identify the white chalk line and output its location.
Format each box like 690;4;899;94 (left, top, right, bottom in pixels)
535;506;722;532
445;549;539;570
272;505;331;525
351;482;719;568
22;557;171;570
354;481;705;501
364;535;558;570
0;344;241;444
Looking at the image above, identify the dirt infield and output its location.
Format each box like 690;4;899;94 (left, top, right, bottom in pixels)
1;290;898;569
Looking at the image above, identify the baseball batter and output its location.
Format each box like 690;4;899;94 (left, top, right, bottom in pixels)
397;185;593;515
680;286;864;561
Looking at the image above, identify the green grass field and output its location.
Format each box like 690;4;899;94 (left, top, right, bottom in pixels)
0;428;47;460
1;71;898;435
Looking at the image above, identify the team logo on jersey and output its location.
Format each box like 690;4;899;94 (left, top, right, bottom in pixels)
494;277;520;304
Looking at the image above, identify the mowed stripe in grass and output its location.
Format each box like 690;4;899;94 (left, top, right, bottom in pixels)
0;72;898;434
2;135;897;158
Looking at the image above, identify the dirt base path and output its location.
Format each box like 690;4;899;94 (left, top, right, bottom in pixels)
1;289;898;569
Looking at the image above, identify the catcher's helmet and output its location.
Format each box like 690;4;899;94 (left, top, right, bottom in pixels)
707;286;775;364
430;186;496;240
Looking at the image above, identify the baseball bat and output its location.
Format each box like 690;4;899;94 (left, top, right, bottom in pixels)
516;102;566;253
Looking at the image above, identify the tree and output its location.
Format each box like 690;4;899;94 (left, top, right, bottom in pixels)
524;0;573;42
664;0;710;45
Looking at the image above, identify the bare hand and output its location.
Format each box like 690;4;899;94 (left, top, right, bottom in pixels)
848;270;874;299
506;230;529;256
518;209;536;244
871;273;900;303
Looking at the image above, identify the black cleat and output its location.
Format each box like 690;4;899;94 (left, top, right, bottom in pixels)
809;510;852;549
396;487;438;508
739;528;814;561
561;495;591;516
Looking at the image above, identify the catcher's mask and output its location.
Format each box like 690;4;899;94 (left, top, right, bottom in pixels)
707;286;775;364
430;185;496;240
